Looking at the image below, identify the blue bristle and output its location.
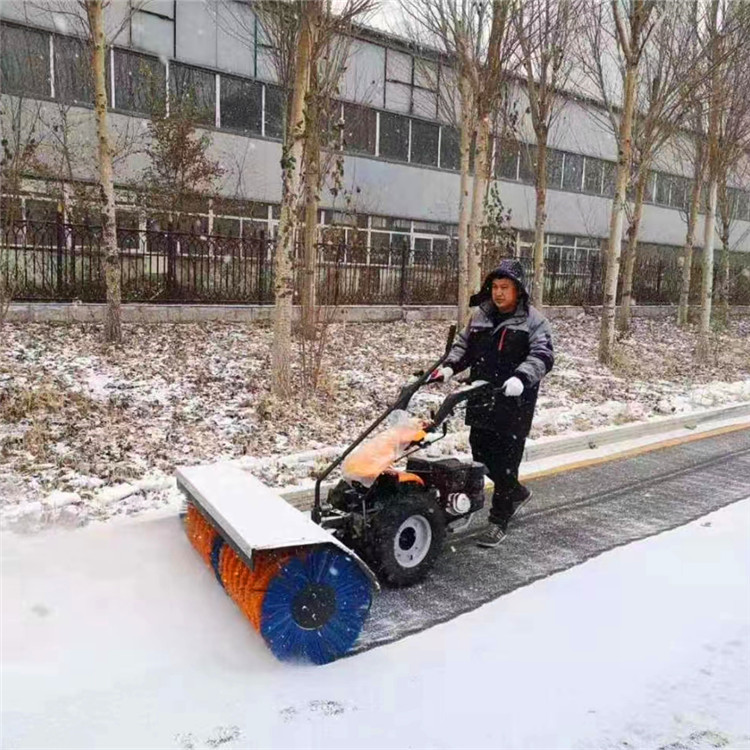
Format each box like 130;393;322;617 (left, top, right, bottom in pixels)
210;535;225;588
260;546;373;665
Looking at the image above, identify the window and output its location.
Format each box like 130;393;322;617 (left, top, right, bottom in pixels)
1;196;23;227
265;85;285;139
410;119;439;167
562;152;584;192
433;238;448;258
497;139;519;180
116;210;140;251
737;191;750;222
546;149;564;189
1;24;50;97
220;75;262;134
55;35;93;105
170;63;215;125
644;171;657;202
602;161;616;197
519;144;537;183
669;176;689;210
214;217;241;237
583;157;603;194
114;49;165;114
342;101;376;155
379;111;409;161
653;172;671;205
413;237;431;263
370;231;391;264
26;198;57;226
440;126;460;171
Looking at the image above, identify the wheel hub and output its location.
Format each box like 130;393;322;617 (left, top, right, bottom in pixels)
291;583;337;630
393;515;432;569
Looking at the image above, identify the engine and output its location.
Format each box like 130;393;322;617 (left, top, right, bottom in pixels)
405;456;486;516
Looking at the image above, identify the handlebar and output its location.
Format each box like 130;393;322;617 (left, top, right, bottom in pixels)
312;323;457;523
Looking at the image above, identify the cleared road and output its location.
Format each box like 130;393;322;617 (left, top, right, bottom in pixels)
357;427;750;651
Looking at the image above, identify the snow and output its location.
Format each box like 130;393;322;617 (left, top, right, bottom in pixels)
2;499;748;749
1;316;749;529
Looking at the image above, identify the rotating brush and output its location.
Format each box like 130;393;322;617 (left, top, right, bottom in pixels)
184;503;372;664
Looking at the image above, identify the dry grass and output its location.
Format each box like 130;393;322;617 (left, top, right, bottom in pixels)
0;384;65;422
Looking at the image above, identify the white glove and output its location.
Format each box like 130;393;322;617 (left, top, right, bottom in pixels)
502;376;524;397
431;366;454;383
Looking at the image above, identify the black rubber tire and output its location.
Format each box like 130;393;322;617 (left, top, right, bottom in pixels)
368;490;446;588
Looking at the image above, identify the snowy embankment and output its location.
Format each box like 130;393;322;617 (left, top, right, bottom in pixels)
1;315;749;530
3;498;748;749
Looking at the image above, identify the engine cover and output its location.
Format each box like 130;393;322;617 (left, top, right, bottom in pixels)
405;456;486;515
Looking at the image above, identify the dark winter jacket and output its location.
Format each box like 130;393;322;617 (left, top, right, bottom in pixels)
446;259;554;436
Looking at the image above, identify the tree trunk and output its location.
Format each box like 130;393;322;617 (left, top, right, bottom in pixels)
718;226;730;326
87;0;121;345
468;113;490;306
696;4;722;363
301;80;320;340
457;73;474;326
271;6;316;397
531;137;548;308
678;157;703;327
697;178;718;359
617;166;648;332
599;60;637;364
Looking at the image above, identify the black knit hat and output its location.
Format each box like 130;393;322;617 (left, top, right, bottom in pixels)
469;258;528;307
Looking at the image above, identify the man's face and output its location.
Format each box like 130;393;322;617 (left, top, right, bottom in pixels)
491;277;518;312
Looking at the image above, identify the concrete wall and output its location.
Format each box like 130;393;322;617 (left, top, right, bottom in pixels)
7;302;749;325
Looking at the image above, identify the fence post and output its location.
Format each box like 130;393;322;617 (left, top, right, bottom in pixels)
335;240;345;307
56;208;65;295
166;220;176;300
399;241;408;306
656;258;664;302
549;249;559;305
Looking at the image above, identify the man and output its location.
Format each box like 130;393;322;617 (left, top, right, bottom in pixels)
433;259;554;547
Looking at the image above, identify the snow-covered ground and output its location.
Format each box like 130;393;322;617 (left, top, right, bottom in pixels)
3;498;748;749
1;315;749;530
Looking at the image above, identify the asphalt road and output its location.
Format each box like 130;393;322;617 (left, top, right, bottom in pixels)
353;427;750;653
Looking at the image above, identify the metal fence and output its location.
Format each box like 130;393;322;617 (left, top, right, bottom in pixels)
2;219;750;307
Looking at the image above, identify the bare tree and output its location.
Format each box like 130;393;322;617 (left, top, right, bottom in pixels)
0;96;44;323
694;0;750;359
701;0;750;333
617;1;703;331
24;0;145;344
579;0;661;364
677;112;708;327
299;4;375;339
513;0;581;309
716;175;750;323
399;0;518;325
235;0;374;396
259;0;319;396
83;0;121;342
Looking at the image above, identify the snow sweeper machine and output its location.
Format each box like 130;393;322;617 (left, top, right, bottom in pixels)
177;326;493;664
